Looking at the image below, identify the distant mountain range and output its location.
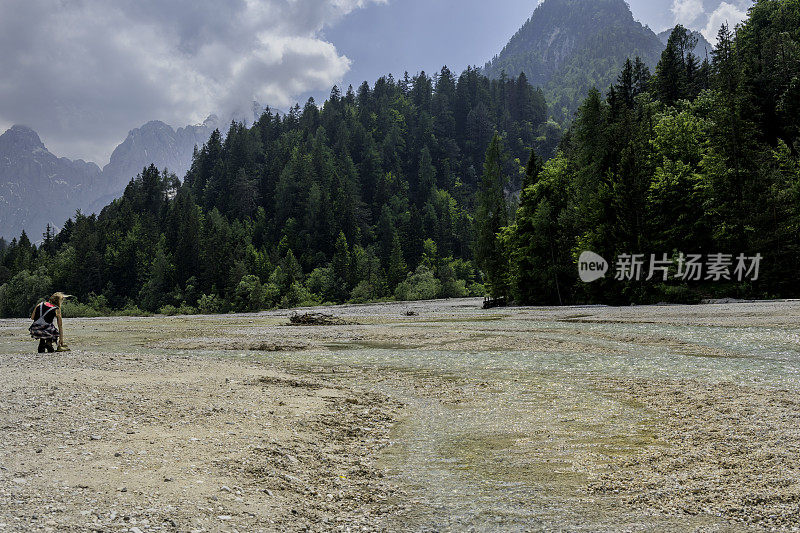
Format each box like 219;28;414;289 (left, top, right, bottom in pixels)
0;125;103;241
0;106;263;241
2;0;718;241
484;0;714;122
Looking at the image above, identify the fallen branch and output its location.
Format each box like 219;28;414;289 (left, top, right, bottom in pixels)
288;312;353;326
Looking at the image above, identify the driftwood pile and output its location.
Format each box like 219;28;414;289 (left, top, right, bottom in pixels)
482;296;508;309
288;312;352;326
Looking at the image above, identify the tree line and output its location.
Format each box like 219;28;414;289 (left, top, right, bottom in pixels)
479;1;799;304
1;0;797;317
0;67;551;317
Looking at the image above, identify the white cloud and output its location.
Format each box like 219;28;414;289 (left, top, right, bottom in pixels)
0;0;384;163
701;2;748;42
671;0;705;24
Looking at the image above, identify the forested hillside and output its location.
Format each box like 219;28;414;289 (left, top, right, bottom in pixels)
0;68;549;316
484;0;665;123
490;3;800;305
2;0;798;317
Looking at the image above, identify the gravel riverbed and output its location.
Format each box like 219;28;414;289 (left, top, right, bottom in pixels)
1;298;800;531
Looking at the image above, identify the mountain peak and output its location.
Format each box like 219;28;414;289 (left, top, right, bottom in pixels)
0;124;46;152
484;0;664;122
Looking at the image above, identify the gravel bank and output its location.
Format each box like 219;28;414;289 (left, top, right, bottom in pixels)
0;350;401;531
2;298;800;531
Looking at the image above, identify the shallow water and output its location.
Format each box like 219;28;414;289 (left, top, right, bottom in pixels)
273;316;800;531
3;301;800;530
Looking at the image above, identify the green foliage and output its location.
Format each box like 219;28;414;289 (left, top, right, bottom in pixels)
501;3;800;304
197;293;224;314
138;235;176;312
59;297;150;318
60;299;103;318
233;275;267;312
3;66;539;311
503;150;571;304
475;134;511;298
280;282;317;309
394;265;442;302
0;270;52;318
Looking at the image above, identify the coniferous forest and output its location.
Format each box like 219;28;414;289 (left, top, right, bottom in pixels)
1;0;799;317
495;6;800;305
0;69;550;316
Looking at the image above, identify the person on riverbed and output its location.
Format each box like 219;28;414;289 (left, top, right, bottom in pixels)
29;292;70;353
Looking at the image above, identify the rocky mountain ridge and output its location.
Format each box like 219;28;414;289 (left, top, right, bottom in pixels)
1;106;263;240
483;0;707;122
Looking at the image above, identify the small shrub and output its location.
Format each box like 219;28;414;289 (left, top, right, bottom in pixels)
395;266;441;302
0;270;52;318
233;274;266;312
659;284;702;304
305;267;330;297
197;293;224;314
279;282;318;309
177;304;197;315
263;283;281;309
467;282;486;297
87;293;110;314
440;278;468;299
158;305;179;316
61;300;103;318
349;281;378;303
115;305;150;317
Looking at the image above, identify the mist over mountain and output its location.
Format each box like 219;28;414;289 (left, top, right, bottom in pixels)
483;0;666;122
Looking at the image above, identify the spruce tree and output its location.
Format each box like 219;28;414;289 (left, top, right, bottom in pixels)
475;133;510;298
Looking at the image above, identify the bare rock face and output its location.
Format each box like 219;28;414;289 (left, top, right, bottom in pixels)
0;125;102;240
89;120;216;212
0;122;208;241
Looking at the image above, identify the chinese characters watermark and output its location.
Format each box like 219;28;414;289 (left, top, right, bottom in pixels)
578;251;762;283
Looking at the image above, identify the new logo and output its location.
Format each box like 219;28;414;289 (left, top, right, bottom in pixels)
578;251;608;283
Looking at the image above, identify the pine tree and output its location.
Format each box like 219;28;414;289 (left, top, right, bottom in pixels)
617;58;635;109
387;233;407;291
475;133;510;298
654;28;688;106
231;168;259;219
139;235;175;311
708;22;757;248
328;232;351;302
632;57;651;97
416;146;436;205
167;187;202;287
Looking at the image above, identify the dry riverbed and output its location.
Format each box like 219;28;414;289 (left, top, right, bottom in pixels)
1;298;800;531
0;349;402;532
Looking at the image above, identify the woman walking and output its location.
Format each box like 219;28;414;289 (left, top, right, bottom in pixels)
29;292;69;353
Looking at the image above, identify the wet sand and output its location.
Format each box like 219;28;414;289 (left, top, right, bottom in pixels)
1;298;800;531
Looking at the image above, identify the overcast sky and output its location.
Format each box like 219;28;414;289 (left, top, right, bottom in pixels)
0;0;751;165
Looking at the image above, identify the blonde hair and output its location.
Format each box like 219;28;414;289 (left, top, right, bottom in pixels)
49;292;67;307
